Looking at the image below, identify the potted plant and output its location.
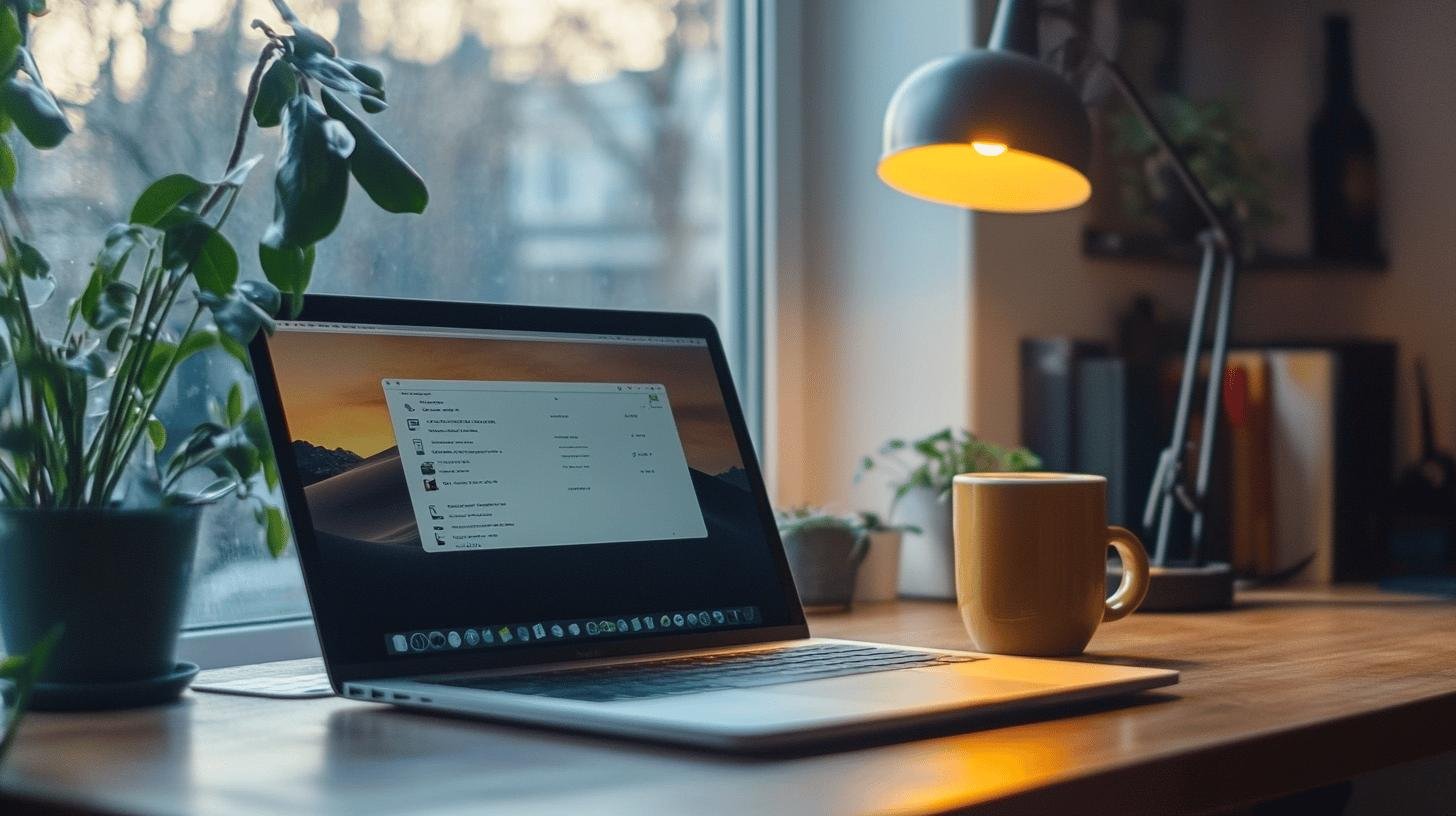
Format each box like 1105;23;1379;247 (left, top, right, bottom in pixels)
851;512;918;603
1111;94;1279;249
0;0;426;710
775;507;869;611
858;428;1039;599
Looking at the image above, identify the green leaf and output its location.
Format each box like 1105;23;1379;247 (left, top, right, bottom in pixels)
0;68;70;149
264;95;353;249
146;416;166;451
160;218;206;270
12;237;47;278
218;330;250;367
202;290;275;345
258;242;313;318
64;348;108;378
321;89;427;214
290;52;385;106
281;8;334;59
190;227;238;296
93;280;137;330
226;382;244;426
176;326;220;361
252;59;296;128
140;341;177;394
167;477;238;506
0;8;21;76
242;405;278;490
0;137;15;189
238;279;282;316
265;505;289;557
130;174;209;227
223;440;260;480
336;57;384;97
104;325;126;352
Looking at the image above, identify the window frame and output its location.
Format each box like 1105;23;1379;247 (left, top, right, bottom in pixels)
179;0;767;669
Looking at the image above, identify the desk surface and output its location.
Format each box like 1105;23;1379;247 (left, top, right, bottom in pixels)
3;586;1455;816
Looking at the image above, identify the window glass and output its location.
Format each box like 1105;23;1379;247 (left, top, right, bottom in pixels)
22;0;732;628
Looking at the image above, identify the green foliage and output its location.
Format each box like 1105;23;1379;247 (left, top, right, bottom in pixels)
0;0;427;544
857;427;1042;507
264;95;354;250
775;505;859;537
321;90;427;214
1110;94;1279;233
0;623;60;765
252;60;296;128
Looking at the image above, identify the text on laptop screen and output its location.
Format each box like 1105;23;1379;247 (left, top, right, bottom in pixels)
267;322;789;664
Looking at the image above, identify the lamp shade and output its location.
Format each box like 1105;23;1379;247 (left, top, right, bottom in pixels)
878;50;1093;213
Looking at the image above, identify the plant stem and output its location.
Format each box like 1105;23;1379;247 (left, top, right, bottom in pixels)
99;303;203;502
200;42;279;218
85;245;160;500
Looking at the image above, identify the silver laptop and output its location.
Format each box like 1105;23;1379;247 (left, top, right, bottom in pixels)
251;296;1176;752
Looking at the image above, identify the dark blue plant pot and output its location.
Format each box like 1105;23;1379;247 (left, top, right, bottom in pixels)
0;508;200;708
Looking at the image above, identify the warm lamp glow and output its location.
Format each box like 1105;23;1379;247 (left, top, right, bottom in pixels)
877;142;1091;213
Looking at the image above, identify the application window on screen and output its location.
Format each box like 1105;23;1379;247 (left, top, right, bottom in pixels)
381;379;707;552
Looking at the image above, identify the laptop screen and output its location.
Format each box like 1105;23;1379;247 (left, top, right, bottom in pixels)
263;315;799;675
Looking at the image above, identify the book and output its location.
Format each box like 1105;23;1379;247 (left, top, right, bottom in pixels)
1021;339;1106;471
1076;358;1160;529
1223;353;1276;576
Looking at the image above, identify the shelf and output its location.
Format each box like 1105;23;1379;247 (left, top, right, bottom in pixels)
1083;229;1388;273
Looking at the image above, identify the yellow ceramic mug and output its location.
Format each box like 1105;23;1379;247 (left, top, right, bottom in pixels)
953;473;1150;656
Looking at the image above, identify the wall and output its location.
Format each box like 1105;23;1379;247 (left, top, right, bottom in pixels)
768;0;975;512
970;0;1456;467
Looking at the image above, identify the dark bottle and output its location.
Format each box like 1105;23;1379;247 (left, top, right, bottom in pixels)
1309;15;1383;261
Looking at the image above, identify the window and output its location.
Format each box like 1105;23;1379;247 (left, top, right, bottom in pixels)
25;0;753;633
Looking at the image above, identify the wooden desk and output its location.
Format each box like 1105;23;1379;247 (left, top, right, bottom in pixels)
3;586;1454;815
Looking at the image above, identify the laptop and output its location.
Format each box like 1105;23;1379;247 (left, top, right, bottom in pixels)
250;295;1177;752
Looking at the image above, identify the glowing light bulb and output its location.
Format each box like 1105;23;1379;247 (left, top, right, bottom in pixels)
971;141;1008;157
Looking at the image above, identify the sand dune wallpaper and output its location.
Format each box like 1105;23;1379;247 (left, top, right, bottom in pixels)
267;327;753;552
268;329;745;475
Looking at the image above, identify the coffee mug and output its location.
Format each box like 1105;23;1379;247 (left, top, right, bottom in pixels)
952;473;1150;656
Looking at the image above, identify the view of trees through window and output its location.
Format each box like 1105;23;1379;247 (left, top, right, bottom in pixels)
20;0;732;627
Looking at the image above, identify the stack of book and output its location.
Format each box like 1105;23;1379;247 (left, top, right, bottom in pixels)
1021;339;1396;581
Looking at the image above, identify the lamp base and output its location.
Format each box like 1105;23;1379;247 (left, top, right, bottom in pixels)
1108;561;1235;612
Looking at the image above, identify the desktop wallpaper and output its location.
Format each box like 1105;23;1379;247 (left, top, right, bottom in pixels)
266;327;783;664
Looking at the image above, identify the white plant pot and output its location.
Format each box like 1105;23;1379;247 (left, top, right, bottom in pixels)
895;486;956;599
854;530;902;602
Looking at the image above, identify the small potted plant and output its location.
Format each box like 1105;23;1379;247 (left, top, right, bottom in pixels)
858;428;1039;599
851;512;919;603
1111;94;1279;249
0;0;426;710
775;507;869;611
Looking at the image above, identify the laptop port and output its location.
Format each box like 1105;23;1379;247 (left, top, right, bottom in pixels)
347;687;363;697
391;693;410;701
369;689;384;699
419;697;433;704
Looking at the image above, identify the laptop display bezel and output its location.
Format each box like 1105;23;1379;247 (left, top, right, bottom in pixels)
249;295;808;685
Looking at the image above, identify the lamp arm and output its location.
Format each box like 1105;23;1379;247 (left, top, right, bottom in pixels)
1092;56;1237;252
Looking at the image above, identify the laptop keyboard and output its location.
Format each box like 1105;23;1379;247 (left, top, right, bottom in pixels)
441;643;982;702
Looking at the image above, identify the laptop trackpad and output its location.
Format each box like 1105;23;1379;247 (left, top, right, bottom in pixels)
773;666;1050;708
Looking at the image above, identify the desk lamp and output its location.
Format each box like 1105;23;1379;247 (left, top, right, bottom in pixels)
879;0;1235;610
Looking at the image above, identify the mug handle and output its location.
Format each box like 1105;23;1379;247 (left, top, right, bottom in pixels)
1103;526;1150;622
